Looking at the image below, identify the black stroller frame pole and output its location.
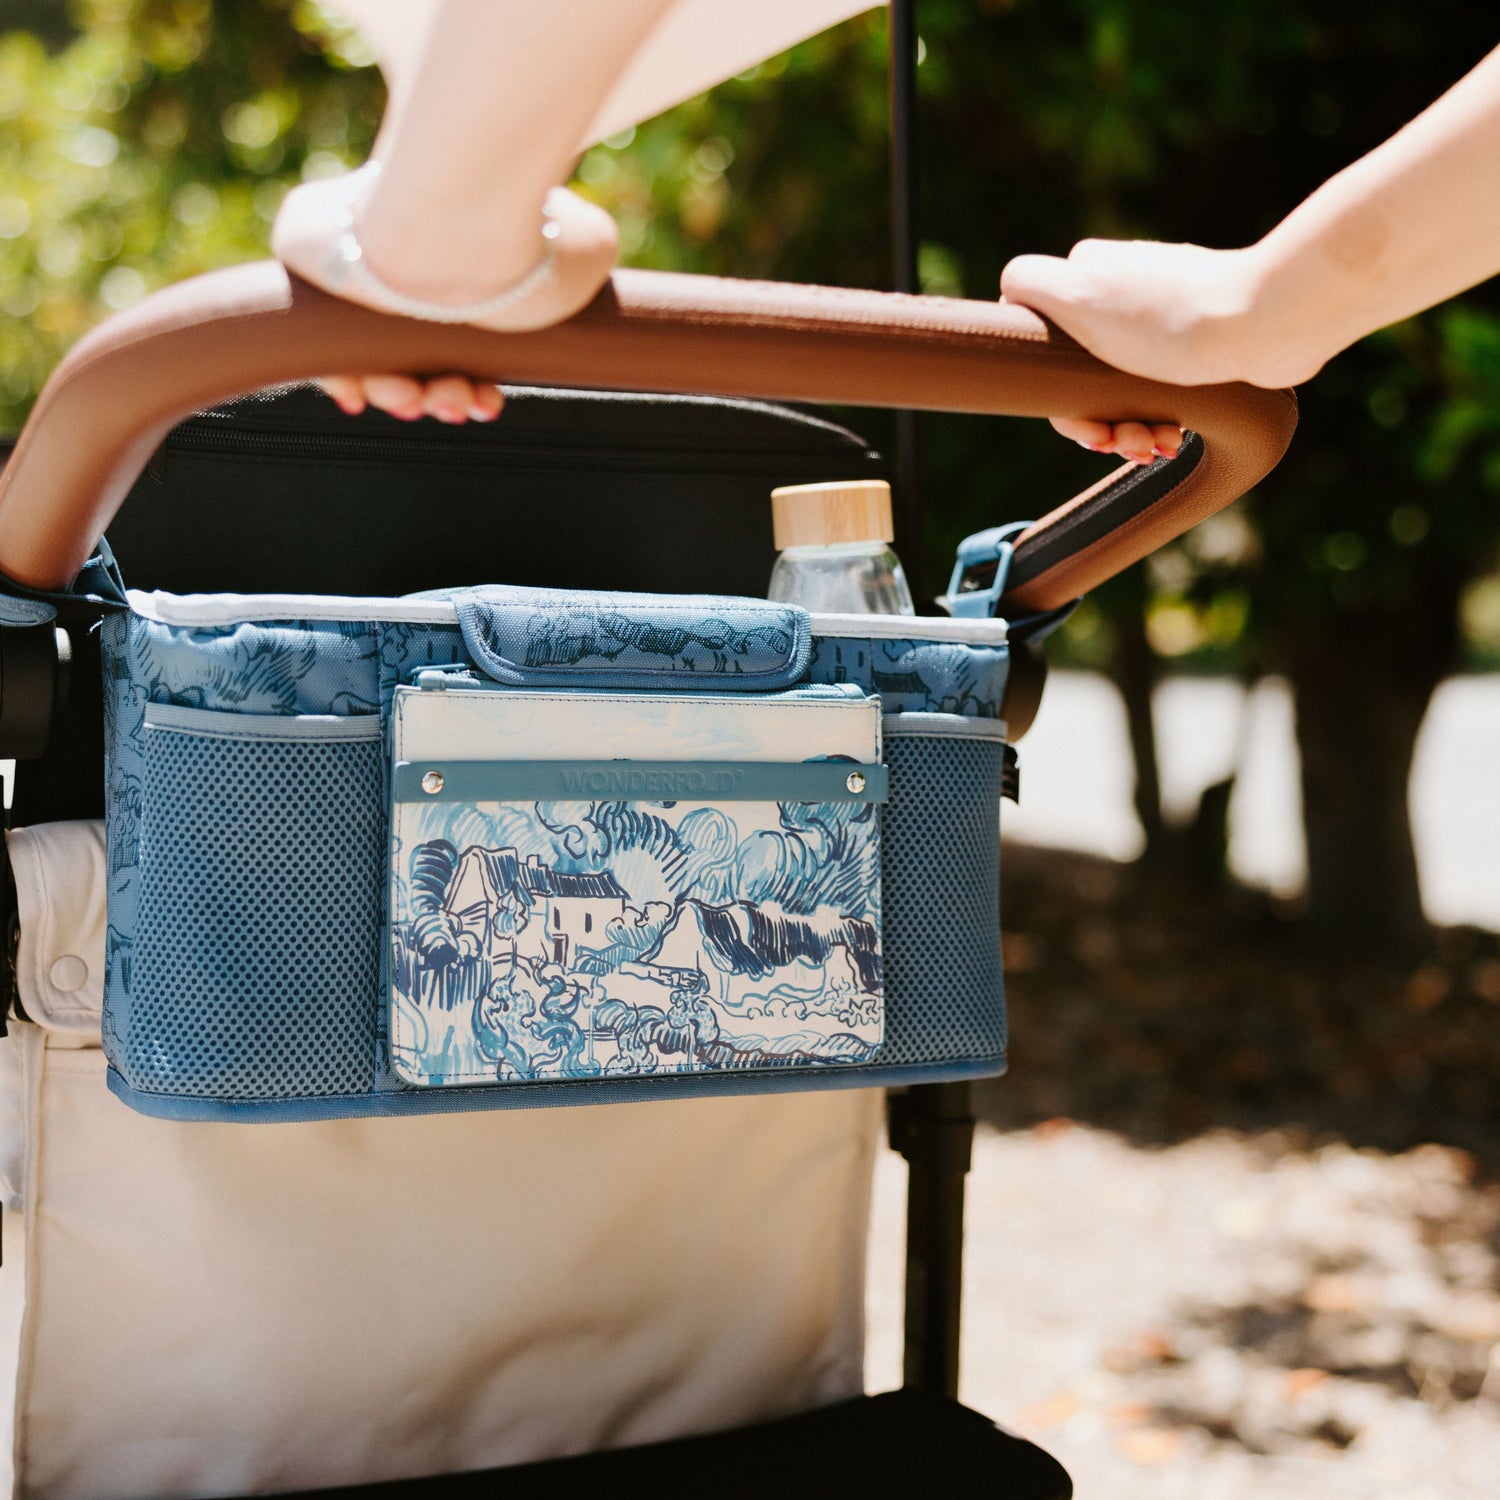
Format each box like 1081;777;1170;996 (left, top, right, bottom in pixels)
888;0;924;606
891;1083;976;1397
888;0;977;1404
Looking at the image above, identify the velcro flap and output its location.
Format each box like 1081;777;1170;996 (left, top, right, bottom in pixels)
452;586;810;691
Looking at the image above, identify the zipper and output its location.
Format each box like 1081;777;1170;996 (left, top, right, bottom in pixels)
410;668;868;701
165;419;882;479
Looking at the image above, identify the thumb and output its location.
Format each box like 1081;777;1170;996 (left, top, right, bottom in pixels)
999;253;1092;321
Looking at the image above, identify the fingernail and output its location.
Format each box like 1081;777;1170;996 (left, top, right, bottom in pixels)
1080;441;1111;453
470;404;500;422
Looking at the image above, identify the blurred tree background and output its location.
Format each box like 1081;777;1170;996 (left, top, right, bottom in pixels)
3;0;1499;954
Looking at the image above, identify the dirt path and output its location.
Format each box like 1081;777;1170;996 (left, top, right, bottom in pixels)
861;841;1500;1496
868;1127;1499;1498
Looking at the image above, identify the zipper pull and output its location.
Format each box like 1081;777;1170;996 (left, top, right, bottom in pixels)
1;908;20;1038
1002;743;1020;804
412;665;481;690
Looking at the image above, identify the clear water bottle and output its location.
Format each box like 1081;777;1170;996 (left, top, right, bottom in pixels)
767;479;915;616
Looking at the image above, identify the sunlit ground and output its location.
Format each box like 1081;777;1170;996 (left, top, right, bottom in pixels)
866;670;1500;1498
868;1127;1498;1498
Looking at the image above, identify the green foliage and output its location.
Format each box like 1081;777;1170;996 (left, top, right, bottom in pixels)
584;1;1500;669
573;18;892;284
0;0;383;430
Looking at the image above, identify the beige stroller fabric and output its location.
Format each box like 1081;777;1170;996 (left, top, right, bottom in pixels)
0;823;879;1499
330;0;886;145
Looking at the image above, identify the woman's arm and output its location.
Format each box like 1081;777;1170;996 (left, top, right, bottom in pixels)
280;0;676;421
354;0;677;310
1000;43;1500;460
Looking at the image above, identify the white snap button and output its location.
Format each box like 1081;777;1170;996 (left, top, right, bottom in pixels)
49;955;89;993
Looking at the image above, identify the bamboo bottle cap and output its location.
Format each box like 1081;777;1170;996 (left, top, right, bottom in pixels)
770;479;894;550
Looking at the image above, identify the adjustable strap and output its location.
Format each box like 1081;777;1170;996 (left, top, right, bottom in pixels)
939;519;1078;643
938;520;1030;621
0;538;127;622
939;520;1079;754
0;540;124;765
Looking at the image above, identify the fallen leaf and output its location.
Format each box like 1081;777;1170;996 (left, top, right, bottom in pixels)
1430;1300;1500;1343
1405;964;1451;1011
1118;1427;1186;1465
1303;1274;1365;1315
1015;1391;1080;1430
1468;958;1500;1004
1103;1328;1180;1372
1002;931;1047;973
1284;1367;1330;1399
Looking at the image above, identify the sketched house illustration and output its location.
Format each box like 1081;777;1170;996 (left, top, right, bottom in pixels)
395;822;885;1083
445;847;628;972
641;900;881;1018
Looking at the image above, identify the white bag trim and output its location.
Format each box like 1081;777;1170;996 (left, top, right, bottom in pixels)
128;590;1008;643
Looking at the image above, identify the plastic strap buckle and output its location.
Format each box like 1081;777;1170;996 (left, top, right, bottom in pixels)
937;520;1034;620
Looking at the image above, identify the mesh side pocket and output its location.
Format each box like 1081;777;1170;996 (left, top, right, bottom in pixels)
124;721;382;1100
879;728;1006;1068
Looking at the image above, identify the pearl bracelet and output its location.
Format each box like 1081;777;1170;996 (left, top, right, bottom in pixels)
322;163;559;324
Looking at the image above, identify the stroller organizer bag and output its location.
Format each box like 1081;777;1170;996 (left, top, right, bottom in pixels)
103;584;1011;1121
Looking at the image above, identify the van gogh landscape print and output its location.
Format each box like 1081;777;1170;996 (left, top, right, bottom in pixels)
390;791;883;1086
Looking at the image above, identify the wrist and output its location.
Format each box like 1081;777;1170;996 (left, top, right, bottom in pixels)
1230;234;1349;388
355;161;556;305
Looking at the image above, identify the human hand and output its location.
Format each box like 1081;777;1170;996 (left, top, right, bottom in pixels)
1048;415;1183;465
283;181;617;423
318;374;503;424
1000;238;1306;461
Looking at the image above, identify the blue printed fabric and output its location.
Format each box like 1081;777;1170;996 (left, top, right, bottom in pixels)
807;635;1008;717
100;591;1009;1116
107;615;382;715
453;585;810;691
0;542;128;622
100;611;385;1078
390;795;882;1086
0;593;57;627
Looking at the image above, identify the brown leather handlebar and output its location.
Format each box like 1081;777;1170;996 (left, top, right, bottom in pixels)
0;261;1296;612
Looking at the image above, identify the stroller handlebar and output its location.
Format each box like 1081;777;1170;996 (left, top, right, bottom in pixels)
0;261;1297;613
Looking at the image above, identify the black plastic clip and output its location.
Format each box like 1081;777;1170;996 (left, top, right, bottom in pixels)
0;625;72;760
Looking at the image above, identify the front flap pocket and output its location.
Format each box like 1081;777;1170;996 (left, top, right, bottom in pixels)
388;685;886;1087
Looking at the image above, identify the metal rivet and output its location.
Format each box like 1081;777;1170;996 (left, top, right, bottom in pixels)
421;770;445;795
846;771;866;794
